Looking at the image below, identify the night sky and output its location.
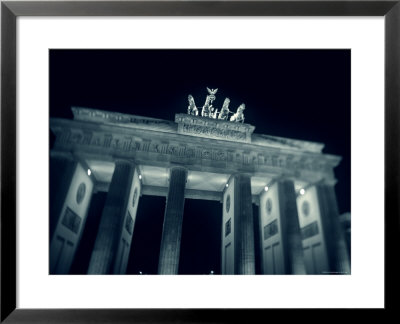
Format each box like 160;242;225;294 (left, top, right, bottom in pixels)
50;49;351;275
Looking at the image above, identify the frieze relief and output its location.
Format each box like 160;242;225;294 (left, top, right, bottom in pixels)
175;113;254;143
181;124;247;141
176;114;247;131
54;127;334;175
72;107;174;128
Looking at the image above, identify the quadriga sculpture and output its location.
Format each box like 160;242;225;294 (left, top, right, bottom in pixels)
187;87;245;123
230;104;245;123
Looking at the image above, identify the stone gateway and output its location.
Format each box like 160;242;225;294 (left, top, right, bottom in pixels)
50;101;350;275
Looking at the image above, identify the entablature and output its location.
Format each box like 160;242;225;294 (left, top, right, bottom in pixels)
50;117;341;184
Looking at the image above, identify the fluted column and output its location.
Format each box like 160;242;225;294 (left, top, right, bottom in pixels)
277;180;306;274
158;167;188;274
234;174;255;274
316;184;350;274
88;160;135;274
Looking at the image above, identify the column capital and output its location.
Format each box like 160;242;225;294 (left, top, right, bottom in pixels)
113;158;136;166
225;173;252;189
231;172;252;178
261;175;292;191
50;150;75;161
169;165;188;173
168;166;188;183
317;178;338;187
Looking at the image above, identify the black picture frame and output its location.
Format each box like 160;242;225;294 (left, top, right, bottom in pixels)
1;0;398;322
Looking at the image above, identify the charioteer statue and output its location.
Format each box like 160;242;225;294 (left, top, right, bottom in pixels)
187;87;246;123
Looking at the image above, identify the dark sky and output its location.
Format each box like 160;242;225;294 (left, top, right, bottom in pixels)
50;49;350;274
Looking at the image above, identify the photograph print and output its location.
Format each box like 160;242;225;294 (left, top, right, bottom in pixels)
49;49;351;275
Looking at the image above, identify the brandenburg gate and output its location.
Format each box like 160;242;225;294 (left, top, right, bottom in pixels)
49;88;350;275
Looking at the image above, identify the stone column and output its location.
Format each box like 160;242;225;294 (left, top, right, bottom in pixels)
158;166;188;274
49;156;77;241
87;160;135;274
316;184;350;274
234;174;255;274
277;180;306;274
49;156;93;274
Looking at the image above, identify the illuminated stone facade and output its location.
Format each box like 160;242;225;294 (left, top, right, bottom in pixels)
50;107;350;275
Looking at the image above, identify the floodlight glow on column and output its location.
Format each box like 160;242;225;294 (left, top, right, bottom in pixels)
87;169;91;176
138;174;142;180
225;183;229;188
300;188;305;195
264;186;269;192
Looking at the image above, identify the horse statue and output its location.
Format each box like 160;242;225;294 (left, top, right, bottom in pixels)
187;94;198;116
218;98;231;120
230;103;245;123
201;87;218;117
210;107;219;119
